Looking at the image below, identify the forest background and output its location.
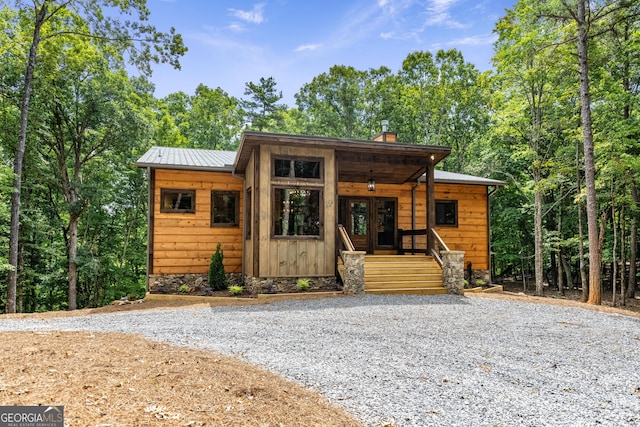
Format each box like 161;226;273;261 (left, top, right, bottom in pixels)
1;0;638;312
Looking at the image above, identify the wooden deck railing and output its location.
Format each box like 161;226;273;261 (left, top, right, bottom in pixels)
338;224;355;253
397;228;450;267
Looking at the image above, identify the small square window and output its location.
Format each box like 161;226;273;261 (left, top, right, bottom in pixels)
436;200;457;226
161;189;195;213
212;191;239;226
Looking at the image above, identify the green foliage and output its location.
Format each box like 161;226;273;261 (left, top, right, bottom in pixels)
296;278;310;292
178;284;189;294
209;243;228;291
228;285;244;296
242;76;286;132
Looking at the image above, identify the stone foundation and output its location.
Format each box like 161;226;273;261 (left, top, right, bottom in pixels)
341;251;366;295
243;276;340;295
442;250;465;295
148;273;243;295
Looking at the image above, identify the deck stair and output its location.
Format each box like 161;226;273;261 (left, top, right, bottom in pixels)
364;255;447;295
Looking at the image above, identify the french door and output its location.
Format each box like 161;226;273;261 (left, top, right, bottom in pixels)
339;197;397;254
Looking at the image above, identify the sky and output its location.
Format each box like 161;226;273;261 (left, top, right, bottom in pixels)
146;0;516;107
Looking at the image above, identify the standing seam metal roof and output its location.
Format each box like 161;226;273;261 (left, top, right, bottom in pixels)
135;146;236;171
136;146;505;186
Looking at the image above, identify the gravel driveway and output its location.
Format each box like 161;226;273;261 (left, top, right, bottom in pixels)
2;294;639;426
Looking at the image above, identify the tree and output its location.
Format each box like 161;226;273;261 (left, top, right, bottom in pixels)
493;5;572;295
4;0;186;312
242;76;286;132
536;0;640;305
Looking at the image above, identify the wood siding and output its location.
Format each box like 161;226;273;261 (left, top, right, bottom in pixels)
337;181;490;270
152;169;244;274
256;145;336;277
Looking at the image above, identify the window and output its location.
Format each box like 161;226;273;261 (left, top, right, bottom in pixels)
435;200;458;226
273;157;322;180
245;188;252;239
376;198;396;247
273;188;321;237
161;189;195;213
211;191;239;226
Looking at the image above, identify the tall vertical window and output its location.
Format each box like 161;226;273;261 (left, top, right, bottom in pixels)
273;188;321;237
161;189;195;213
435;200;458;226
211;191;239;226
246;188;252;238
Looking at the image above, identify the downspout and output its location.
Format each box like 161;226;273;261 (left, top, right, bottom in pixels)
487;185;499;282
146;167;154;293
232;168;247;281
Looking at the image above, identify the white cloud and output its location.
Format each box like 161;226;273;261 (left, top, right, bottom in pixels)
437;33;498;47
229;3;267;24
295;44;323;52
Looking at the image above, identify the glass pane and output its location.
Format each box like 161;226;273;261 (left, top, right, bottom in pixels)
350;202;368;236
274;159;321;179
213;192;237;224
436;201;457;225
376;199;395;246
274;188;320;236
161;189;195;213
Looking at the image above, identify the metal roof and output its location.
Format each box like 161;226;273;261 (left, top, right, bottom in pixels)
136;146;236;171
431;170;505;186
136;145;505;186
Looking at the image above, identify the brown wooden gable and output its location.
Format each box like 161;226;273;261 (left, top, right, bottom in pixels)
234;131;451;185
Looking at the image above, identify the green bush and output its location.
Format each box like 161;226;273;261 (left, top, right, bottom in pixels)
228;285;244;296
209;243;228;291
178;284;189;294
297;278;310;292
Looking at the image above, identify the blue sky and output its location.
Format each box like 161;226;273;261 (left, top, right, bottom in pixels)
147;0;515;107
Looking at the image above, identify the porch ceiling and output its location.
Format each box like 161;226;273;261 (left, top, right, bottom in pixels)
235;132;451;185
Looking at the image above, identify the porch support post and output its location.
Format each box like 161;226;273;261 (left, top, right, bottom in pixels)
442;250;465;295
426;160;435;255
342;251;366;295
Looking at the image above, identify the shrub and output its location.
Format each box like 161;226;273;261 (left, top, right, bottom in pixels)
178;284;189;294
209;243;228;291
228;285;244;296
297;278;310;292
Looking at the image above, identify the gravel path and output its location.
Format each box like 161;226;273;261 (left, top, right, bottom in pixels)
2;294;640;426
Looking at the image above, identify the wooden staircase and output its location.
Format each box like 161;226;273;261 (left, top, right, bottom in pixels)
364;255;447;295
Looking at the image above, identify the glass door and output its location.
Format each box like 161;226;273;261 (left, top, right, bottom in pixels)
348;199;371;252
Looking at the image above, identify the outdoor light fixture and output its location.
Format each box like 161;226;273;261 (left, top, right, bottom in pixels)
367;170;376;191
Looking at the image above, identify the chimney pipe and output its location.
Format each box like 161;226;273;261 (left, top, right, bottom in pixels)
381;120;389;133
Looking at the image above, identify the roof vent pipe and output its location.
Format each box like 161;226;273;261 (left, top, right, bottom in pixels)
381;120;389;133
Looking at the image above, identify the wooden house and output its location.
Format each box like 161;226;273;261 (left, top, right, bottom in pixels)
136;131;503;295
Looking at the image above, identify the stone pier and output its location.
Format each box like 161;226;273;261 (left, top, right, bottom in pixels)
441;250;465;295
341;251;366;295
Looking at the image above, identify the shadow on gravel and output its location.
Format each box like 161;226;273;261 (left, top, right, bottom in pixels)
206;294;471;314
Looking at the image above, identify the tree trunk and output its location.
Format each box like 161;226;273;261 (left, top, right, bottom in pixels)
577;142;588;302
534;182;544;296
619;204;626;306
577;1;602;305
6;3;48;314
628;182;638;299
68;215;79;311
612;192;617;307
557;204;564;295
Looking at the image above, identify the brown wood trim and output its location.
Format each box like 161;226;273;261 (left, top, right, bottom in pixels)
147;168;155;281
252;148;260;275
426;161;435;253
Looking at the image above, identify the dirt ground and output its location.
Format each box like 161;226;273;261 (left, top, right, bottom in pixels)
1;290;639;426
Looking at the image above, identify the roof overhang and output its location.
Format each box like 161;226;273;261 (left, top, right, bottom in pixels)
235;131;451;185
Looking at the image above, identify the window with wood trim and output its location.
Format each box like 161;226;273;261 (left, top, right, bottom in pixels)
435;200;458;227
160;189;195;213
245;188;252;238
273;157;322;181
273;187;322;237
211;191;239;226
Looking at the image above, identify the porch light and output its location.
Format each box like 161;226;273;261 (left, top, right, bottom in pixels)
367;170;376;192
